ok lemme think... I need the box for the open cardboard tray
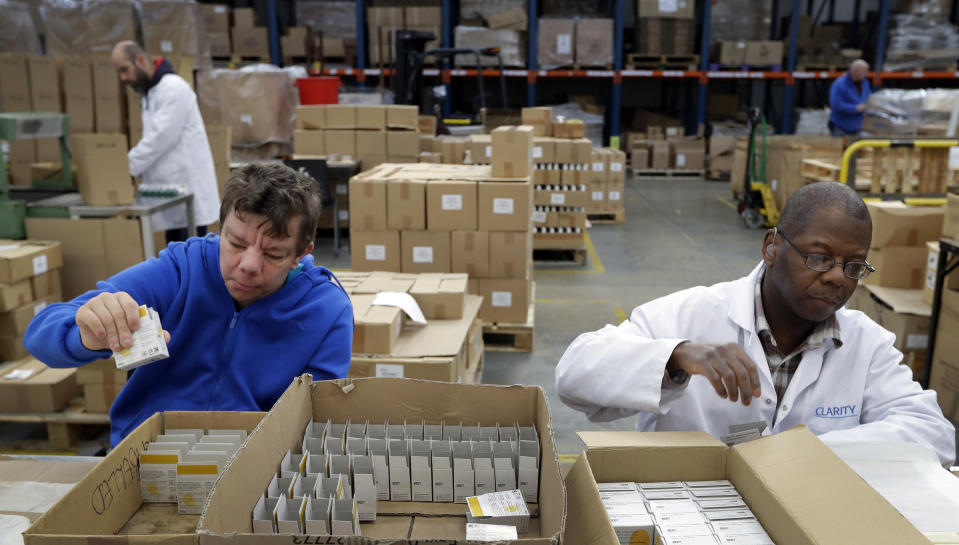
[196,376,565,544]
[564,427,930,545]
[24,411,265,545]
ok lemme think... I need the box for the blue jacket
[829,72,872,133]
[24,235,353,446]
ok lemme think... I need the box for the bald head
[778,181,871,240]
[850,59,869,83]
[111,41,153,94]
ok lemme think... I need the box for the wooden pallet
[483,302,535,353]
[587,211,626,224]
[0,397,110,451]
[632,169,705,178]
[708,63,783,71]
[800,158,841,180]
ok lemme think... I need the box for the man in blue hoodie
[24,163,354,446]
[828,59,872,136]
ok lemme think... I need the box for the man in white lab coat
[556,182,956,466]
[111,41,220,244]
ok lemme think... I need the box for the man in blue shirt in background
[25,163,353,446]
[829,59,872,136]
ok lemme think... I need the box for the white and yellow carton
[465,489,529,533]
[466,522,519,541]
[176,461,220,514]
[139,449,182,503]
[113,305,169,370]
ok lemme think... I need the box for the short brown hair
[220,163,321,255]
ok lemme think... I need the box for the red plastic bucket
[296,77,340,105]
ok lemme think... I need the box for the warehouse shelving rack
[263,0,959,143]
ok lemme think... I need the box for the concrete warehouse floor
[315,175,765,456]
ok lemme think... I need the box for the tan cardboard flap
[578,430,721,450]
[388,295,481,357]
[563,454,619,545]
[728,426,930,545]
[862,284,932,317]
[581,431,727,483]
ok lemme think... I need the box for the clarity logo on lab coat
[814,405,858,418]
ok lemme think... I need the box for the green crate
[0,200,26,239]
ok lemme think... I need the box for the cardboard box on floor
[23,411,265,545]
[929,288,959,422]
[565,427,929,545]
[194,375,565,544]
[25,218,143,300]
[0,357,80,412]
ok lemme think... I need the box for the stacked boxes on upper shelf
[349,126,533,325]
[634,0,695,55]
[232,7,270,57]
[0,240,63,362]
[203,4,232,57]
[367,6,441,66]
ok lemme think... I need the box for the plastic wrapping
[795,108,831,136]
[454,26,526,67]
[139,0,211,68]
[41,0,89,57]
[710,0,770,43]
[0,0,42,54]
[459,0,525,24]
[86,0,139,54]
[551,102,603,147]
[900,0,952,19]
[295,1,356,39]
[197,65,304,147]
[338,86,395,105]
[885,14,959,71]
[863,88,959,136]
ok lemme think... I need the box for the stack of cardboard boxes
[281,26,310,59]
[0,357,81,413]
[929,194,959,422]
[204,4,232,57]
[713,40,784,67]
[294,104,420,167]
[140,0,203,79]
[537,18,614,68]
[231,7,270,58]
[708,134,737,180]
[349,128,534,325]
[76,359,128,413]
[633,0,695,55]
[0,241,63,362]
[367,6,441,65]
[630,129,705,173]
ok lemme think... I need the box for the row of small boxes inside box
[0,241,64,362]
[251,418,540,534]
[632,140,708,171]
[139,428,248,513]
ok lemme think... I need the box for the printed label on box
[485,146,492,158]
[533,147,543,159]
[366,245,386,261]
[737,40,746,48]
[557,34,571,54]
[491,291,512,307]
[609,191,621,201]
[33,302,47,316]
[659,0,679,12]
[593,162,604,172]
[532,210,547,223]
[677,153,686,167]
[214,5,226,12]
[493,198,515,215]
[240,114,253,125]
[592,191,604,201]
[442,194,463,210]
[33,255,48,275]
[412,246,434,263]
[550,193,566,205]
[950,147,959,169]
[611,163,623,172]
[907,334,929,350]
[376,364,404,378]
[926,270,937,290]
[161,41,173,53]
[339,210,349,220]
[336,185,348,195]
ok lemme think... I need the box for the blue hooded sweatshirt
[24,235,353,446]
[829,72,872,134]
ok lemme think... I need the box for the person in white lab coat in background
[111,41,220,244]
[556,182,956,466]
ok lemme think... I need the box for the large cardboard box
[27,55,62,112]
[387,179,427,230]
[847,285,930,377]
[865,246,929,290]
[0,240,63,285]
[23,411,264,545]
[575,19,614,67]
[350,230,401,272]
[83,382,123,413]
[713,40,747,65]
[293,130,325,156]
[427,180,478,231]
[60,58,95,133]
[195,375,565,543]
[0,278,33,312]
[537,18,575,68]
[24,218,143,300]
[349,177,387,231]
[401,230,451,274]
[91,57,123,133]
[386,106,419,131]
[489,231,532,279]
[405,6,441,26]
[31,270,63,300]
[71,134,135,206]
[744,41,784,66]
[326,129,357,156]
[929,288,959,422]
[387,130,420,158]
[295,105,326,130]
[0,53,31,112]
[923,241,959,305]
[521,107,552,137]
[352,294,404,355]
[0,292,62,337]
[0,357,80,412]
[203,4,231,33]
[233,7,256,27]
[451,231,490,277]
[670,140,706,170]
[76,358,128,386]
[209,33,233,57]
[479,277,531,324]
[492,126,534,178]
[487,7,528,31]
[867,202,944,248]
[943,193,959,239]
[231,27,270,56]
[637,0,694,18]
[478,180,533,232]
[650,141,670,169]
[565,428,930,545]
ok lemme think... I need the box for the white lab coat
[556,263,957,466]
[129,73,220,232]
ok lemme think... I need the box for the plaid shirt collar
[755,268,843,359]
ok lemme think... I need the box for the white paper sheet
[372,292,427,325]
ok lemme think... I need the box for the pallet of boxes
[336,271,484,384]
[630,125,706,178]
[349,129,534,352]
[846,201,946,383]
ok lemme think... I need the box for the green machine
[0,112,73,238]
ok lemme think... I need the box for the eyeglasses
[775,228,875,280]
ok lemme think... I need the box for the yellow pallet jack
[737,108,780,228]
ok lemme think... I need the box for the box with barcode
[113,305,169,371]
